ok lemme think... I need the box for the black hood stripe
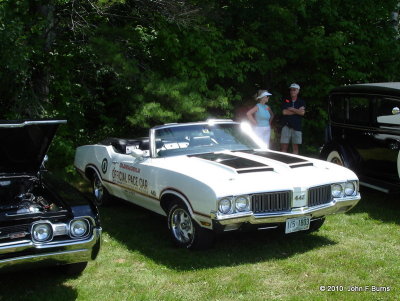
[235,150,313,168]
[189,153,274,173]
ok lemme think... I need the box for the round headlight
[235,196,249,212]
[32,223,53,242]
[345,182,355,196]
[218,198,232,214]
[331,184,343,198]
[70,219,89,238]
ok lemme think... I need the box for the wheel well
[160,193,186,214]
[85,167,98,182]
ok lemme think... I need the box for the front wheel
[167,203,214,250]
[91,173,111,206]
[326,150,344,166]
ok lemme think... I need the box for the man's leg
[292,144,299,154]
[280,126,290,152]
[292,130,302,154]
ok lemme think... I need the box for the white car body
[74,120,361,248]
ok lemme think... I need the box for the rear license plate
[285,216,311,233]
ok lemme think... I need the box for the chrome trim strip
[359,181,390,193]
[0,120,67,128]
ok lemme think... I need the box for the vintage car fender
[320,141,359,169]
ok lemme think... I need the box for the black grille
[308,185,332,207]
[0,224,30,240]
[251,191,291,213]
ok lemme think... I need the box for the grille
[251,191,291,213]
[0,224,30,240]
[308,185,332,207]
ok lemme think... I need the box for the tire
[326,150,344,166]
[167,202,215,250]
[306,218,325,233]
[92,173,111,206]
[60,262,88,276]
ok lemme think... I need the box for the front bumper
[0,227,101,270]
[211,195,360,227]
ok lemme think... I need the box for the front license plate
[285,216,311,234]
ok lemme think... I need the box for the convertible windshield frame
[149,121,262,158]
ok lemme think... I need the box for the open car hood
[0,120,66,175]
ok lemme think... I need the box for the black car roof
[331,82,400,96]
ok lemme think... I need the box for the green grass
[0,188,399,301]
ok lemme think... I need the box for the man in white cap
[280,83,305,154]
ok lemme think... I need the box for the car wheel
[167,202,214,250]
[327,150,344,166]
[306,218,325,233]
[92,173,111,206]
[60,262,88,276]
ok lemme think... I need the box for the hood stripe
[235,150,313,168]
[189,153,274,173]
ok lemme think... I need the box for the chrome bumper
[211,195,361,226]
[0,227,101,270]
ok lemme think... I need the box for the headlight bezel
[235,195,250,212]
[31,222,53,243]
[218,195,251,215]
[331,181,358,198]
[69,218,90,238]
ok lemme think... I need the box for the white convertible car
[74,120,361,249]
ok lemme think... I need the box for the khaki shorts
[280,125,302,144]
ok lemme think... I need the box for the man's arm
[287,106,305,116]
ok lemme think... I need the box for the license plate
[285,216,311,233]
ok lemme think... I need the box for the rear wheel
[92,173,111,206]
[167,202,214,250]
[327,150,344,166]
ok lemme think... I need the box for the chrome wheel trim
[93,176,104,203]
[327,150,344,166]
[170,208,194,244]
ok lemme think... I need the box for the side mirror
[41,155,49,169]
[130,149,144,158]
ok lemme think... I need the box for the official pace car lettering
[189,153,274,173]
[236,150,313,168]
[112,168,148,191]
[119,163,140,173]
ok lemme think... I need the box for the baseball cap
[289,83,300,89]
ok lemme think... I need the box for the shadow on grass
[347,187,400,225]
[0,266,77,301]
[100,200,336,271]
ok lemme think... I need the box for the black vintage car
[321,82,400,193]
[0,120,101,274]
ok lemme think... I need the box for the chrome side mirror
[392,107,400,115]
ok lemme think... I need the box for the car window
[329,95,346,123]
[375,98,400,125]
[347,96,370,125]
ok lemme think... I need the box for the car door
[341,94,374,177]
[368,96,400,183]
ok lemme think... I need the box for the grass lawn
[0,187,399,301]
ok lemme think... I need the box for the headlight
[235,195,250,212]
[70,219,89,238]
[331,184,343,198]
[344,182,356,196]
[218,198,232,214]
[32,223,53,242]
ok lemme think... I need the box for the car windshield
[154,123,261,157]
